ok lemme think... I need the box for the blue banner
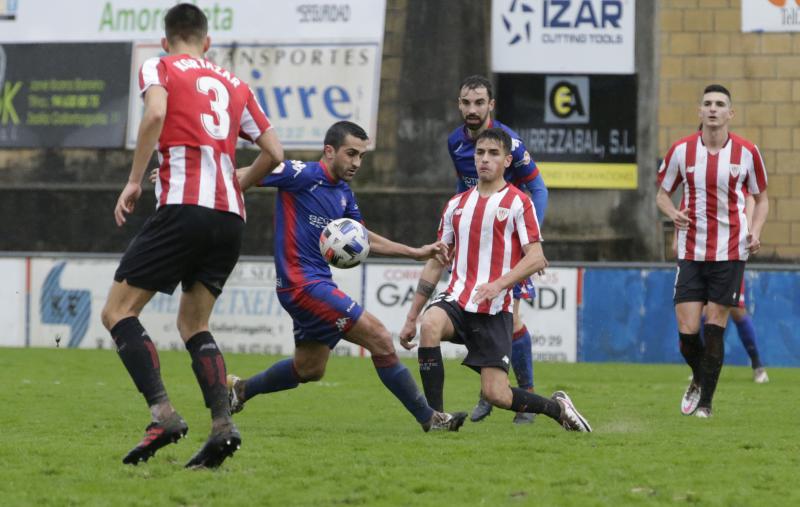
[580,268,800,367]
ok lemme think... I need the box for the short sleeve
[239,87,272,142]
[139,57,166,98]
[514,194,541,246]
[260,160,310,191]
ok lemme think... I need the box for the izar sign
[491,0,635,74]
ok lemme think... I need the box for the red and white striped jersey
[658,131,767,261]
[438,185,541,314]
[139,54,272,219]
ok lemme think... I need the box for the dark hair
[164,3,208,44]
[460,75,493,100]
[703,83,732,103]
[475,128,512,155]
[324,121,369,150]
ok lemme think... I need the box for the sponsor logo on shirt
[291,160,306,177]
[308,214,332,229]
[336,317,350,331]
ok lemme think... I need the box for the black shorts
[673,259,746,307]
[114,205,244,297]
[429,293,514,373]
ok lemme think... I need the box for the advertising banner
[0,1,386,43]
[28,257,364,357]
[127,41,381,150]
[491,0,636,74]
[0,258,26,347]
[520,268,578,363]
[742,0,800,32]
[363,263,578,362]
[0,43,130,148]
[496,74,637,189]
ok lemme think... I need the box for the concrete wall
[658,0,800,260]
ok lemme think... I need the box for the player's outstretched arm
[367,231,449,263]
[115,86,167,227]
[472,242,548,305]
[399,257,446,350]
[238,129,284,191]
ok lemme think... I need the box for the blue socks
[373,353,434,424]
[244,358,300,400]
[511,326,534,390]
[734,314,762,369]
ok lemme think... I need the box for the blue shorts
[513,277,537,300]
[277,280,364,349]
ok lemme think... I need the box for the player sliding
[227,121,468,432]
[400,128,591,432]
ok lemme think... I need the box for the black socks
[111,317,168,406]
[185,331,230,420]
[418,346,444,412]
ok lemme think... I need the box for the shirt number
[196,76,230,140]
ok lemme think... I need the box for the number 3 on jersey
[196,76,230,140]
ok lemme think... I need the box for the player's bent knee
[362,332,396,356]
[296,365,326,382]
[101,303,130,332]
[419,320,444,348]
[483,385,512,409]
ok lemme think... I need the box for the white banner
[742,0,800,32]
[0,258,26,347]
[491,0,635,74]
[27,257,363,356]
[519,268,578,363]
[127,41,381,150]
[0,1,386,42]
[364,263,578,363]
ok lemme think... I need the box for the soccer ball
[319,218,370,269]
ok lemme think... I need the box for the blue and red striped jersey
[447,119,539,193]
[260,160,363,290]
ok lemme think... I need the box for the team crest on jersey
[496,207,510,221]
[729,164,741,177]
[522,150,531,166]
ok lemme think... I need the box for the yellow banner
[537,163,638,189]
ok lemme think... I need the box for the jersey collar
[319,160,338,184]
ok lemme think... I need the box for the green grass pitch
[1,348,798,506]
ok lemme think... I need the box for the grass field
[1,348,798,506]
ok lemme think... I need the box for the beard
[464,113,487,131]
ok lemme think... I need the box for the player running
[658,84,769,418]
[227,121,468,433]
[101,4,283,468]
